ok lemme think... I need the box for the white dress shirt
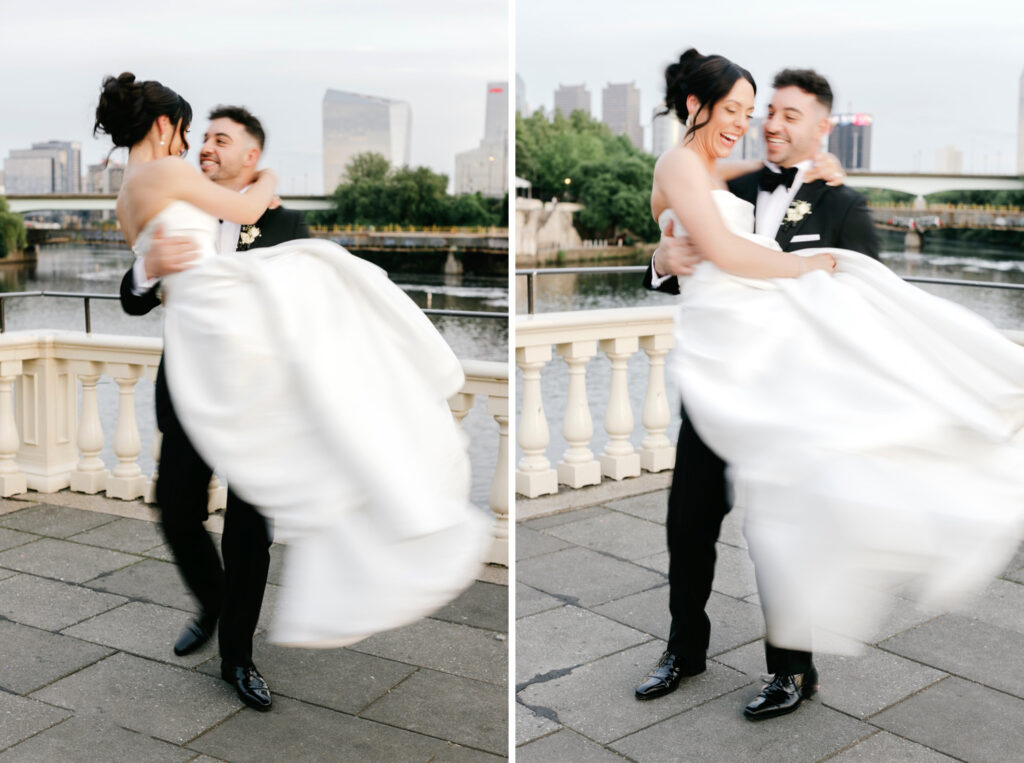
[754,158,813,238]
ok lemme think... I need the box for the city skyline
[517,0,1024,175]
[0,0,506,195]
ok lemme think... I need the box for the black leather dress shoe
[743,666,818,720]
[222,664,272,711]
[173,618,215,656]
[635,650,706,700]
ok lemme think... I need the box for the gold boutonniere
[239,224,261,248]
[782,200,812,229]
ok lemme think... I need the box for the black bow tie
[759,166,799,193]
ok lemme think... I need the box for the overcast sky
[0,0,507,194]
[517,0,1024,174]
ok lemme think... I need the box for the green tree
[517,110,659,241]
[327,152,503,228]
[0,197,27,258]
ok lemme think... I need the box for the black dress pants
[154,367,270,669]
[666,403,812,675]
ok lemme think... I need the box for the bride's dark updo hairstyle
[93,72,193,155]
[664,49,756,141]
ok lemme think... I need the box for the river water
[4,245,509,507]
[515,233,1024,472]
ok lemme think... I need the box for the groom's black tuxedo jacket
[119,206,311,429]
[642,170,880,295]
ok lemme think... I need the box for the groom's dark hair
[772,69,833,112]
[208,105,266,149]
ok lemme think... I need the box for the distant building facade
[828,113,872,171]
[456,81,509,198]
[484,81,508,142]
[516,73,528,116]
[736,117,765,161]
[650,105,682,156]
[602,82,643,150]
[3,140,82,194]
[85,161,125,193]
[322,89,411,193]
[935,145,963,174]
[554,84,591,118]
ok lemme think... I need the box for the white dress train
[134,201,492,647]
[667,190,1024,654]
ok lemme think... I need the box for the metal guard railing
[0,291,507,333]
[515,266,1024,315]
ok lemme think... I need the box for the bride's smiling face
[686,78,755,160]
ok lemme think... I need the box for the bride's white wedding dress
[134,201,492,647]
[666,190,1024,653]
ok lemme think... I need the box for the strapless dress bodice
[133,200,219,263]
[658,189,780,251]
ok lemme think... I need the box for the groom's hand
[653,219,703,277]
[143,226,200,280]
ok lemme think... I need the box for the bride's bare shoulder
[654,145,705,176]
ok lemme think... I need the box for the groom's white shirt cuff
[649,252,674,287]
[131,257,157,296]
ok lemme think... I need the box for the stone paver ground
[516,489,1024,762]
[0,493,508,762]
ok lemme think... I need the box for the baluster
[105,363,148,500]
[208,475,227,511]
[486,394,509,566]
[599,337,641,480]
[639,334,676,472]
[448,392,475,428]
[69,361,108,493]
[555,340,600,487]
[146,430,161,504]
[515,345,557,497]
[0,360,27,496]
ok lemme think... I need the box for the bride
[94,73,492,650]
[653,50,1024,674]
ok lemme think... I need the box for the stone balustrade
[0,331,509,566]
[516,306,677,498]
[517,310,1024,501]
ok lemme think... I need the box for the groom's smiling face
[200,117,261,187]
[763,86,831,167]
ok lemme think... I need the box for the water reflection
[10,246,508,507]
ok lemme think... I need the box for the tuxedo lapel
[775,180,828,250]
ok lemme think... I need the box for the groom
[637,69,879,719]
[119,105,310,711]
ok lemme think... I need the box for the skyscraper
[516,73,528,117]
[484,81,508,142]
[650,105,682,156]
[456,81,508,198]
[322,90,411,193]
[554,84,591,118]
[3,140,81,194]
[602,82,643,150]
[737,118,765,161]
[828,114,872,171]
[935,145,963,174]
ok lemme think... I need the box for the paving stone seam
[0,572,135,628]
[0,507,122,536]
[343,644,509,689]
[15,645,120,698]
[0,703,73,755]
[354,668,510,757]
[872,641,1024,700]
